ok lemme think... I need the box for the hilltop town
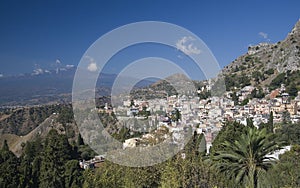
[96,80,300,156]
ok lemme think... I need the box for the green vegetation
[0,104,69,136]
[82,132,230,188]
[224,73,251,91]
[171,109,181,122]
[269,72,286,90]
[0,140,20,187]
[286,82,298,97]
[0,129,86,188]
[269,70,300,96]
[245,55,253,62]
[250,87,265,99]
[138,106,151,118]
[240,98,249,106]
[1,116,300,187]
[276,122,300,145]
[259,111,274,133]
[264,68,274,75]
[197,87,211,99]
[230,91,239,105]
[212,127,283,188]
[210,121,247,155]
[57,105,74,125]
[252,70,265,83]
[267,145,300,187]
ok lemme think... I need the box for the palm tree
[212,127,284,188]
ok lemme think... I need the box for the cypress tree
[268,111,274,133]
[77,133,84,146]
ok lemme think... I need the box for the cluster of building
[79,84,300,169]
[108,83,300,154]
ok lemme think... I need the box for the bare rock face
[247,43,274,55]
[221,19,300,87]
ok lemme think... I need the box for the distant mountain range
[1,19,300,106]
[0,66,156,106]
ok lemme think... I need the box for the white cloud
[32,68,44,75]
[0,74,3,78]
[85,56,98,72]
[259,32,268,39]
[176,36,201,55]
[66,64,75,69]
[88,62,97,72]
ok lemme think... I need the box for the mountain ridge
[0,67,155,106]
[220,19,300,89]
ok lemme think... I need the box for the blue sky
[0,0,300,77]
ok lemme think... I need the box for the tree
[57,106,74,125]
[175,109,181,122]
[1,140,10,152]
[240,98,249,106]
[250,87,265,99]
[265,68,274,75]
[239,74,251,87]
[163,132,228,187]
[124,165,161,188]
[171,109,181,122]
[77,133,84,146]
[39,129,72,188]
[31,156,42,188]
[199,134,207,153]
[225,75,236,91]
[160,153,211,187]
[268,111,274,133]
[252,71,262,83]
[286,82,298,97]
[231,92,239,105]
[0,140,20,188]
[83,161,125,187]
[210,121,247,155]
[19,142,36,188]
[64,160,83,188]
[276,122,300,145]
[184,131,204,157]
[269,73,285,90]
[130,99,135,107]
[160,159,181,188]
[282,110,291,124]
[212,127,284,188]
[246,118,255,128]
[266,145,300,187]
[259,112,274,133]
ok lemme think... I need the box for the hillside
[221,19,300,90]
[0,105,80,156]
[0,104,70,136]
[0,115,63,156]
[130,73,204,99]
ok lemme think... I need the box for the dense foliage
[269,70,300,96]
[1,120,300,187]
[0,130,86,188]
[212,127,283,188]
